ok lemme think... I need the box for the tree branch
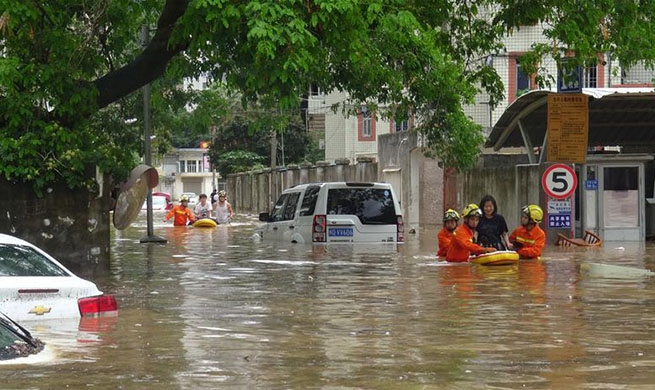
[92,0,190,109]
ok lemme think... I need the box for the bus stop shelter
[486,88,655,241]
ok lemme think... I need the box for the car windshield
[327,188,396,224]
[0,316,44,360]
[0,244,68,277]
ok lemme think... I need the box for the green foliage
[3,0,655,191]
[214,150,266,175]
[206,94,316,173]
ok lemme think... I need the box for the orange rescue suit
[446,224,487,262]
[509,225,546,258]
[437,228,455,257]
[165,205,195,226]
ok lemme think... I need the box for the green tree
[2,0,655,190]
[206,94,317,173]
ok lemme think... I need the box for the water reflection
[2,217,655,389]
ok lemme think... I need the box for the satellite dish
[113,165,159,230]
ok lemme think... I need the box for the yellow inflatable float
[469,250,519,266]
[192,218,217,228]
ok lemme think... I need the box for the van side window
[283,193,301,221]
[299,186,320,216]
[270,194,288,222]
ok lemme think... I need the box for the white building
[156,148,221,200]
[321,23,654,161]
[309,90,413,162]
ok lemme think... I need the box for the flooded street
[5,215,655,389]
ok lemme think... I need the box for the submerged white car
[255,182,404,244]
[0,234,117,322]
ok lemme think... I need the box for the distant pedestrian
[164,195,195,226]
[446,204,494,262]
[210,189,217,207]
[437,209,459,258]
[477,194,511,250]
[509,205,546,259]
[194,194,213,219]
[215,190,234,224]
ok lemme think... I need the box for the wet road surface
[4,215,655,389]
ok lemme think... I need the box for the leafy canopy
[206,91,321,174]
[1,0,655,190]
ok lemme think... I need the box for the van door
[279,192,301,242]
[267,194,289,241]
[297,185,321,243]
[325,187,398,243]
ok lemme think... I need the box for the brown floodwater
[4,215,655,389]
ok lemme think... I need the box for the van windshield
[327,188,396,224]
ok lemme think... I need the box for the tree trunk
[92,0,190,110]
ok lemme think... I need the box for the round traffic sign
[541,164,577,199]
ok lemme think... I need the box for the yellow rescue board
[192,218,217,228]
[469,250,519,266]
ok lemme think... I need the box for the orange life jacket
[165,205,195,226]
[437,227,455,257]
[446,224,486,262]
[509,225,546,259]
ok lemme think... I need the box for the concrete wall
[227,160,378,214]
[0,173,111,278]
[378,132,443,229]
[457,163,541,232]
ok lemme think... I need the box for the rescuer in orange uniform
[164,195,195,226]
[509,205,546,259]
[437,209,460,257]
[446,204,494,262]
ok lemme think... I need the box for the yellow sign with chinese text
[547,94,589,163]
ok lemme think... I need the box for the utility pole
[270,129,277,168]
[140,24,167,244]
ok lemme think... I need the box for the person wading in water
[214,190,234,224]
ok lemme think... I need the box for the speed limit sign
[542,164,577,199]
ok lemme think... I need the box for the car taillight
[313,214,327,242]
[397,215,404,243]
[78,295,118,317]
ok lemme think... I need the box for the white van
[255,182,404,244]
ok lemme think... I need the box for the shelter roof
[486,88,655,150]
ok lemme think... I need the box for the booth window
[604,167,638,191]
[603,167,639,227]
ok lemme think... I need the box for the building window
[309,84,321,96]
[583,65,597,88]
[179,160,186,173]
[362,108,372,137]
[187,160,198,173]
[516,59,531,96]
[395,119,410,132]
[358,107,376,141]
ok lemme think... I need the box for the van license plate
[329,228,354,237]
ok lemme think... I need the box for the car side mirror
[259,212,270,222]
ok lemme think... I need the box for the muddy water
[4,215,655,389]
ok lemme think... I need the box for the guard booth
[487,88,655,242]
[577,155,652,241]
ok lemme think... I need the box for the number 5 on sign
[542,164,577,199]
